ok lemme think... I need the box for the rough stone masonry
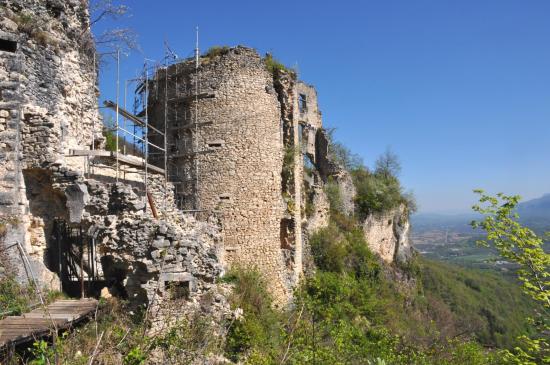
[0,0,411,309]
[147,47,412,304]
[0,0,225,311]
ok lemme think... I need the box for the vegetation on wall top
[203,45,231,59]
[263,54,297,78]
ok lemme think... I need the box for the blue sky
[94,0,550,213]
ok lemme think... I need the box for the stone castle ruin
[0,0,411,308]
[146,47,336,301]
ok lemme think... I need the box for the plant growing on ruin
[81,0,139,63]
[352,167,406,218]
[0,215,20,239]
[325,128,364,171]
[0,277,33,318]
[264,54,296,77]
[203,46,231,59]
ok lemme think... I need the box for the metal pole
[92,52,96,152]
[80,235,84,299]
[144,64,149,213]
[194,26,200,210]
[57,223,62,293]
[164,62,169,210]
[115,49,120,182]
[16,242,45,306]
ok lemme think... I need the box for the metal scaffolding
[146,30,212,211]
[71,30,209,215]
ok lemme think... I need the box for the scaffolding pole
[194,26,200,210]
[115,49,120,182]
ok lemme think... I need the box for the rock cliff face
[362,204,412,264]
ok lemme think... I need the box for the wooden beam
[66,150,166,175]
[168,121,213,130]
[103,100,165,136]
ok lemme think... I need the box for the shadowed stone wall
[0,0,101,285]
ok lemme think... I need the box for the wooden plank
[0,298,98,348]
[67,149,111,157]
[23,314,77,320]
[65,150,165,175]
[168,121,213,130]
[103,100,165,136]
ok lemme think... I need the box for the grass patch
[224,268,283,363]
[264,54,296,77]
[203,45,230,59]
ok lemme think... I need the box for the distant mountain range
[411,194,550,268]
[517,193,550,219]
[412,193,550,238]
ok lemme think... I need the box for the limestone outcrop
[362,204,412,264]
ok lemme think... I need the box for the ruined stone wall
[0,1,224,311]
[0,0,102,285]
[0,0,101,175]
[79,167,224,308]
[149,48,313,302]
[146,47,360,303]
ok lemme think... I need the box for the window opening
[0,39,17,53]
[298,94,307,113]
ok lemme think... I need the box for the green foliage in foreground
[0,277,33,318]
[0,277,65,320]
[222,219,504,364]
[472,191,550,364]
[419,258,538,349]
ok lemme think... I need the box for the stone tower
[148,47,329,302]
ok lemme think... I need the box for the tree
[326,128,364,171]
[79,0,139,63]
[471,190,549,364]
[374,148,401,178]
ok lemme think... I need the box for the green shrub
[324,177,343,213]
[0,277,32,318]
[352,167,407,218]
[310,223,380,279]
[203,46,230,59]
[264,54,296,77]
[225,268,283,362]
[103,125,118,152]
[282,146,296,182]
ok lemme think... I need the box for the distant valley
[411,193,550,270]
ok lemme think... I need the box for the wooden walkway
[0,298,98,349]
